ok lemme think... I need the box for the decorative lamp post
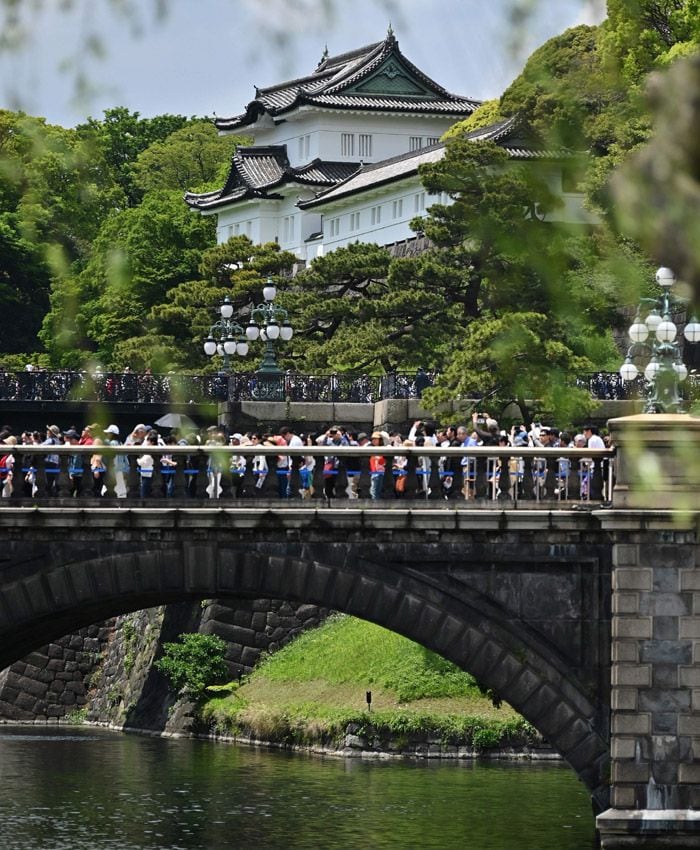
[203,296,249,373]
[619,267,699,413]
[244,277,294,375]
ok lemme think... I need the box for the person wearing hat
[228,433,247,499]
[105,425,129,499]
[369,432,386,500]
[42,425,62,497]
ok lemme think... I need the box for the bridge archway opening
[0,543,610,809]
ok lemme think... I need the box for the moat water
[0,726,596,849]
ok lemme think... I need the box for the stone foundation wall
[0,623,114,721]
[201,599,331,678]
[608,529,700,810]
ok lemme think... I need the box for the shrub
[155,632,229,701]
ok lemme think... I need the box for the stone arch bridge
[0,505,613,810]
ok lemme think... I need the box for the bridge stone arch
[0,522,611,810]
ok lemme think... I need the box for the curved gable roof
[184,146,360,212]
[215,32,479,132]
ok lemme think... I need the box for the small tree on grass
[155,632,229,701]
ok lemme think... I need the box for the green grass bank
[201,614,543,755]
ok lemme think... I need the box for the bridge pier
[598,415,700,848]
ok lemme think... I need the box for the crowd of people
[0,414,612,503]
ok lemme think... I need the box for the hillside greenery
[201,614,536,751]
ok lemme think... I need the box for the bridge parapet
[0,444,613,507]
[598,414,700,847]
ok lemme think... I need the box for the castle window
[414,192,425,213]
[298,134,311,159]
[427,137,440,146]
[392,199,403,219]
[341,133,355,157]
[283,215,295,242]
[328,217,341,237]
[349,212,361,231]
[409,136,423,152]
[358,134,373,158]
[370,205,382,226]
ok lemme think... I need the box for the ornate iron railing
[1,369,697,404]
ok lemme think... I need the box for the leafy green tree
[77,107,192,205]
[411,136,624,424]
[442,99,505,141]
[130,121,247,194]
[600,0,700,82]
[39,189,216,367]
[500,24,624,156]
[0,213,52,353]
[155,633,229,702]
[0,109,124,263]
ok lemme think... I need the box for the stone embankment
[0,598,329,732]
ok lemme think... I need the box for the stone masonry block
[612,761,651,784]
[679,764,700,784]
[613,593,639,615]
[651,664,680,689]
[611,737,638,759]
[639,688,691,713]
[681,617,700,639]
[612,663,651,687]
[681,667,700,688]
[611,786,636,808]
[679,715,700,736]
[612,640,639,663]
[640,640,691,665]
[639,545,695,570]
[612,712,651,735]
[640,592,692,616]
[613,545,639,567]
[612,617,653,639]
[613,568,652,591]
[653,568,680,593]
[653,616,679,640]
[652,713,678,735]
[681,570,700,592]
[694,593,700,615]
[612,688,638,711]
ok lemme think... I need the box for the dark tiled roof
[214,33,478,132]
[304,94,477,114]
[297,143,445,209]
[184,147,360,211]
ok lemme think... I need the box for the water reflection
[0,727,595,849]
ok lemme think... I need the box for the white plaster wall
[248,109,458,166]
[317,175,440,252]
